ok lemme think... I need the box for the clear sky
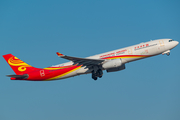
[0,0,180,120]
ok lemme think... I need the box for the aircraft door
[159,40,164,46]
[158,40,166,52]
[40,70,45,77]
[128,48,133,55]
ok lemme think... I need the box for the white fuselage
[53,39,179,79]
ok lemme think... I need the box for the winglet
[56,52,65,57]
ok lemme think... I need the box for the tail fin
[3,54,39,75]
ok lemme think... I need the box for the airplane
[3,38,179,81]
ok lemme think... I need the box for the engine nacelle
[102,59,122,69]
[106,64,125,72]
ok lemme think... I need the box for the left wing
[56,52,105,67]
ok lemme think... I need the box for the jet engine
[106,64,125,72]
[102,59,125,72]
[102,59,122,69]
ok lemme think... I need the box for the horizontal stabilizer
[6,74,28,79]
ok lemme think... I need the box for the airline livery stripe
[102,55,152,59]
[45,66,82,80]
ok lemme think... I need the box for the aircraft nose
[174,41,179,47]
[177,41,179,45]
[175,41,179,46]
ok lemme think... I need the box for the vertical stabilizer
[3,54,39,75]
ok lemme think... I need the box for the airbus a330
[3,39,178,81]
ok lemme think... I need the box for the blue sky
[0,0,180,120]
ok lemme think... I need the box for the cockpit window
[169,39,173,42]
